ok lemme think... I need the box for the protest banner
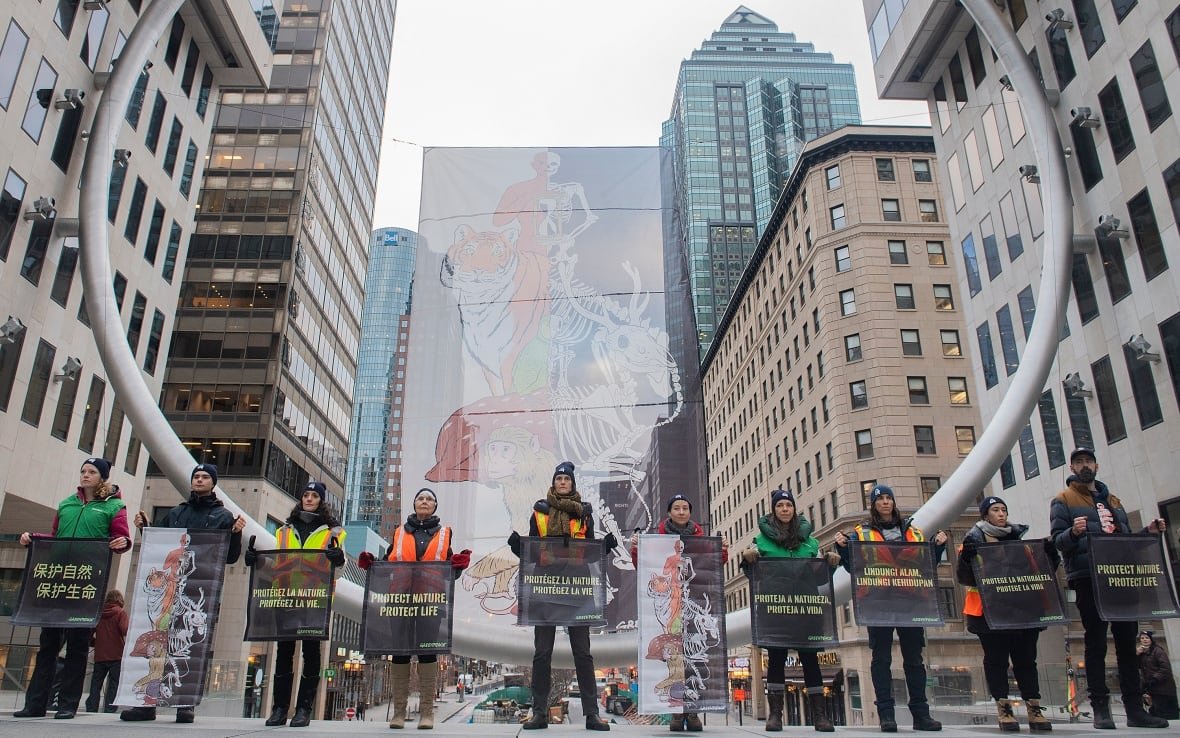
[517,537,607,628]
[11,537,112,627]
[361,560,454,655]
[1089,534,1180,621]
[245,549,335,641]
[750,557,837,648]
[850,541,942,628]
[970,539,1066,629]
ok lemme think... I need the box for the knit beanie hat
[191,463,218,485]
[552,461,576,487]
[978,495,1006,518]
[771,488,794,507]
[81,457,112,480]
[870,484,894,503]
[667,493,692,512]
[305,481,327,501]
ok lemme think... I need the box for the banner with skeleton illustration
[404,147,706,644]
[245,550,335,641]
[115,528,230,708]
[637,535,727,714]
[11,538,113,627]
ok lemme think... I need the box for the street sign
[345,707,356,720]
[323,668,336,678]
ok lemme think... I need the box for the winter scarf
[543,487,584,538]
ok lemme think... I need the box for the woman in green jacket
[741,489,834,733]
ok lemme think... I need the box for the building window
[941,329,962,357]
[834,245,851,272]
[0,21,29,113]
[124,178,147,244]
[1073,0,1106,57]
[1,168,27,261]
[22,58,57,143]
[1130,41,1172,131]
[145,91,166,153]
[914,425,936,455]
[1127,189,1169,281]
[997,305,1019,375]
[1099,78,1136,163]
[956,426,976,455]
[143,201,165,265]
[49,238,79,306]
[961,233,982,296]
[1072,254,1101,324]
[164,15,185,69]
[977,322,999,389]
[1017,286,1036,338]
[79,4,109,70]
[912,159,932,182]
[197,66,213,118]
[839,289,856,316]
[830,204,846,230]
[1019,423,1040,479]
[894,284,915,310]
[1034,390,1066,469]
[882,199,901,221]
[20,339,55,427]
[908,376,929,404]
[964,27,987,86]
[1123,341,1163,429]
[949,54,969,107]
[180,41,199,96]
[845,334,862,362]
[1168,160,1180,231]
[162,221,181,283]
[876,158,895,181]
[999,192,1024,261]
[1091,355,1128,443]
[919,477,941,503]
[50,365,81,441]
[927,241,947,266]
[850,380,868,410]
[76,376,105,453]
[933,284,954,311]
[825,164,841,190]
[980,214,1002,281]
[162,118,183,176]
[107,165,126,224]
[143,310,165,375]
[179,141,198,198]
[1097,233,1132,304]
[888,240,908,264]
[0,327,26,412]
[1160,312,1180,414]
[125,70,149,128]
[127,292,147,354]
[901,329,922,356]
[1065,384,1095,449]
[1070,121,1104,191]
[855,430,874,459]
[919,199,939,222]
[1046,25,1076,89]
[949,377,970,405]
[21,217,54,285]
[104,399,124,464]
[1116,0,1139,22]
[1000,455,1017,488]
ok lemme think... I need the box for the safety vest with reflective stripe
[275,524,345,550]
[960,541,984,617]
[852,523,925,543]
[390,525,451,561]
[534,511,586,539]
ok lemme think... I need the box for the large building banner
[11,538,112,628]
[115,529,230,708]
[636,535,727,715]
[405,147,705,635]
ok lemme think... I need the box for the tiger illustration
[440,224,547,396]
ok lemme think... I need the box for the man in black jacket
[121,463,245,723]
[1050,448,1167,730]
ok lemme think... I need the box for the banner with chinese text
[11,537,112,627]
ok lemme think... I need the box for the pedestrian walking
[86,589,129,713]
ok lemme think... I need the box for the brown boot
[417,661,438,729]
[765,686,784,732]
[669,714,685,731]
[808,689,834,732]
[389,662,411,728]
[1025,700,1051,732]
[996,700,1020,732]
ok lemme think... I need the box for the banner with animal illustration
[517,536,607,627]
[1088,534,1180,621]
[361,560,455,654]
[969,539,1067,630]
[11,537,113,627]
[114,528,230,708]
[849,541,942,628]
[244,549,335,641]
[405,146,707,645]
[749,558,837,649]
[637,534,727,714]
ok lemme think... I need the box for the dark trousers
[766,648,822,689]
[868,626,929,716]
[23,627,90,712]
[274,639,323,709]
[1073,579,1142,702]
[85,660,121,712]
[977,629,1041,700]
[532,625,598,717]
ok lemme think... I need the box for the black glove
[325,536,345,567]
[533,500,551,515]
[244,535,258,567]
[507,531,521,557]
[581,502,593,519]
[960,539,978,558]
[602,532,618,552]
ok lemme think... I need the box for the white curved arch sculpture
[79,0,1070,666]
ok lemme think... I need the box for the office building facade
[661,6,862,353]
[344,226,415,541]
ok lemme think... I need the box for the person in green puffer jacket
[15,458,132,721]
[740,488,837,733]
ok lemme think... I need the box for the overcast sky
[371,0,930,231]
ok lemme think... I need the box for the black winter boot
[879,707,897,733]
[1126,699,1168,728]
[267,672,294,726]
[765,688,784,732]
[1091,698,1115,730]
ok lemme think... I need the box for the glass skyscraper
[661,6,861,353]
[344,227,416,539]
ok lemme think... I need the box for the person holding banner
[740,488,837,733]
[14,457,131,720]
[835,484,946,733]
[1137,632,1179,720]
[957,496,1053,733]
[357,487,470,730]
[1049,447,1169,730]
[246,481,346,728]
[629,493,728,732]
[507,461,616,731]
[121,462,245,723]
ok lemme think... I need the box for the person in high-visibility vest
[957,496,1052,733]
[835,484,946,733]
[246,480,346,728]
[358,487,470,730]
[741,488,839,733]
[507,461,617,731]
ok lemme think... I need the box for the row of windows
[852,424,976,460]
[848,375,971,409]
[824,157,931,190]
[828,198,939,229]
